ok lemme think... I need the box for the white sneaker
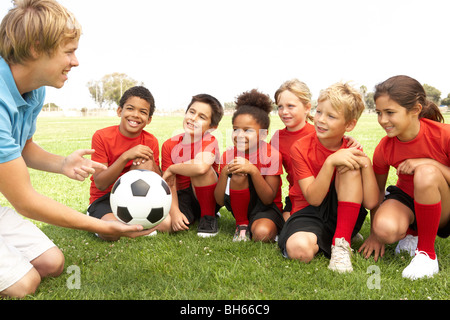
[402,250,439,280]
[328,237,353,273]
[395,234,418,256]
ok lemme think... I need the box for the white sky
[1,0,449,110]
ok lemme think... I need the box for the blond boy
[278,82,379,272]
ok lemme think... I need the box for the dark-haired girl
[359,75,450,280]
[214,89,284,242]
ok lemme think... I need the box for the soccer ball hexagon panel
[110,170,171,229]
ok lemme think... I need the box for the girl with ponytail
[360,75,450,280]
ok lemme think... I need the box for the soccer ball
[110,170,172,229]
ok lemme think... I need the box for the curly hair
[119,86,155,117]
[232,89,274,129]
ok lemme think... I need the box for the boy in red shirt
[88,86,172,240]
[162,94,223,237]
[278,82,379,273]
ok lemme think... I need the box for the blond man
[0,0,145,298]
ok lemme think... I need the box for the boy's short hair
[186,94,224,128]
[0,0,82,65]
[318,82,365,123]
[119,86,156,117]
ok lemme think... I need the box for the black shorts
[283,196,292,213]
[278,183,367,258]
[385,185,450,238]
[177,185,221,225]
[224,175,285,235]
[87,193,112,219]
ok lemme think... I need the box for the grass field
[2,113,449,302]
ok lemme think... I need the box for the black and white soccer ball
[110,170,171,229]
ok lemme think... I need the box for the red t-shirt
[289,132,350,213]
[270,123,315,187]
[373,118,450,198]
[161,133,220,190]
[89,125,160,204]
[219,141,283,211]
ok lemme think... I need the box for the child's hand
[171,208,190,231]
[227,157,255,176]
[124,145,154,165]
[329,148,367,171]
[396,158,433,175]
[344,135,362,149]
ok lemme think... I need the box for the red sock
[230,188,250,226]
[333,201,361,245]
[414,200,441,260]
[194,183,217,217]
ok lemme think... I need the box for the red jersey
[161,133,220,190]
[270,123,315,187]
[89,125,160,204]
[220,141,283,211]
[373,118,450,198]
[289,133,350,213]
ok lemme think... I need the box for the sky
[1,0,449,110]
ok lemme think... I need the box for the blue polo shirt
[0,58,45,164]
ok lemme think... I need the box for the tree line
[86,73,450,111]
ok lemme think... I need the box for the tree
[441,93,450,106]
[87,73,143,108]
[423,84,441,105]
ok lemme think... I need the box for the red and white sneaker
[402,250,439,280]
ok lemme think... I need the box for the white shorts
[0,206,56,292]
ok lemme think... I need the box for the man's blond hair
[318,82,365,123]
[0,0,81,65]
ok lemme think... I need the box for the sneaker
[402,250,439,280]
[233,225,250,242]
[395,234,418,256]
[197,215,218,238]
[351,232,363,243]
[328,237,353,273]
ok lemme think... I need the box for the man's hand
[62,149,107,181]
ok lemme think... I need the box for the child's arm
[162,172,189,231]
[360,156,379,210]
[214,165,230,206]
[163,151,216,178]
[227,157,279,205]
[299,148,367,206]
[397,158,450,184]
[358,172,388,261]
[93,144,155,191]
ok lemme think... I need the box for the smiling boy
[88,86,172,240]
[162,94,223,237]
[278,82,379,272]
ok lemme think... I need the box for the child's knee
[251,219,277,242]
[413,164,443,190]
[285,233,317,263]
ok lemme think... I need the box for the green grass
[1,113,449,301]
